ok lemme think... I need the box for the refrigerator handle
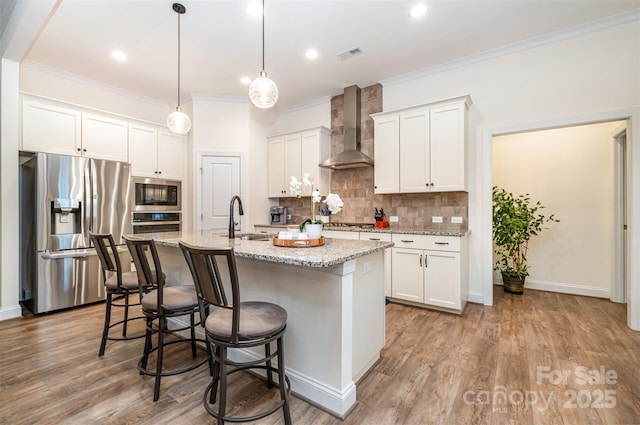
[84,159,93,240]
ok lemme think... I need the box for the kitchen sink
[238,233,271,241]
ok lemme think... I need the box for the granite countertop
[254,223,469,237]
[128,230,393,268]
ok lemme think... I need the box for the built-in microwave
[131,177,181,212]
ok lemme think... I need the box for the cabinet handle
[430,182,434,186]
[77,148,81,152]
[435,242,449,245]
[158,171,162,174]
[400,240,414,243]
[425,256,428,267]
[83,149,87,152]
[419,254,422,267]
[368,238,380,241]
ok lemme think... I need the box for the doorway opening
[491,120,627,302]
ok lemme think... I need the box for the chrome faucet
[228,195,244,238]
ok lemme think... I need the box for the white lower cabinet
[391,233,468,314]
[323,230,361,240]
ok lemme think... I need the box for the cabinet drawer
[391,234,460,251]
[360,232,392,242]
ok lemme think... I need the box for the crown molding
[381,8,640,88]
[279,95,331,115]
[21,59,170,108]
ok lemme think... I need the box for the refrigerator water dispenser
[51,199,81,235]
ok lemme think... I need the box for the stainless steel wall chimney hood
[319,85,374,170]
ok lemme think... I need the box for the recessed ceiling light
[305,49,318,60]
[240,76,252,85]
[246,1,262,17]
[410,4,427,18]
[111,50,127,61]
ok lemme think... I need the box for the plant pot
[502,274,525,294]
[304,223,323,239]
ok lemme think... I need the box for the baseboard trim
[467,292,484,304]
[0,304,22,321]
[493,277,610,299]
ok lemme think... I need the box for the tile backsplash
[278,83,468,233]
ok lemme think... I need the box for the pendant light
[249,0,278,109]
[167,3,191,134]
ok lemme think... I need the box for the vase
[304,223,323,239]
[502,274,525,294]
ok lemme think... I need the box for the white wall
[190,96,279,230]
[493,121,622,297]
[381,17,640,329]
[20,63,169,125]
[276,98,331,134]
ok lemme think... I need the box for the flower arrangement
[290,173,343,228]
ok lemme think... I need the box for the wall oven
[131,177,181,212]
[131,212,182,234]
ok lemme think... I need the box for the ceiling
[23,0,639,110]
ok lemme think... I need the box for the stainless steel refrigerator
[20,152,132,314]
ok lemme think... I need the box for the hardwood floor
[1,287,639,425]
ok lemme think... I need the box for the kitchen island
[133,230,393,418]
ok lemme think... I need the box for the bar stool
[179,241,292,425]
[124,235,212,402]
[91,232,149,356]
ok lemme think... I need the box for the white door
[202,155,241,231]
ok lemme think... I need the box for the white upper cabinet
[21,99,82,156]
[268,127,330,198]
[81,113,128,162]
[429,102,467,192]
[372,95,471,194]
[129,124,186,181]
[21,96,128,162]
[399,108,430,192]
[157,131,187,181]
[372,115,399,194]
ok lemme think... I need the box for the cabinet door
[81,113,128,162]
[283,134,302,197]
[429,103,466,192]
[399,109,430,192]
[158,131,187,181]
[424,250,461,309]
[391,248,424,302]
[129,125,159,178]
[373,116,399,194]
[21,99,81,156]
[268,137,286,197]
[301,130,330,196]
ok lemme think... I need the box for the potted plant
[492,186,559,294]
[290,173,343,239]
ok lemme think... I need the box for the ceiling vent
[337,47,363,60]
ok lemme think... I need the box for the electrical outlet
[432,216,443,223]
[287,214,292,220]
[451,216,463,224]
[389,215,399,223]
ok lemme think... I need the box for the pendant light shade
[249,71,278,109]
[167,107,191,134]
[167,3,191,134]
[249,0,278,109]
